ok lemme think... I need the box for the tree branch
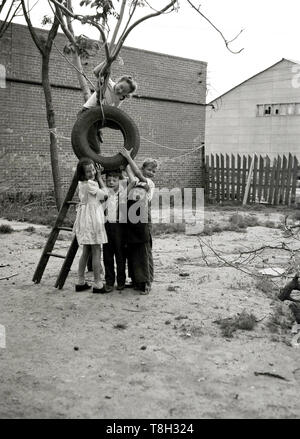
[21,0,45,54]
[50,0,76,45]
[45,12,60,51]
[49,0,111,62]
[114,0,138,49]
[0,0,22,39]
[109,0,127,50]
[186,0,244,55]
[0,0,9,15]
[112,0,177,61]
[50,0,94,100]
[53,40,95,90]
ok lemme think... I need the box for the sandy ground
[1,210,300,419]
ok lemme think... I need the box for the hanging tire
[71,105,140,170]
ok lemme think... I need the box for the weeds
[292,210,300,221]
[264,220,276,228]
[0,224,14,234]
[113,323,128,330]
[255,278,274,298]
[152,222,185,236]
[229,213,260,228]
[25,226,36,233]
[215,310,257,338]
[0,192,75,227]
[266,304,293,334]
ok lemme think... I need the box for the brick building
[0,22,206,194]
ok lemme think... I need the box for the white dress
[73,180,108,245]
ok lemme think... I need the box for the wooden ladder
[32,172,80,289]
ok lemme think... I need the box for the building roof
[208,58,300,105]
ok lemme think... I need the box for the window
[257,103,300,116]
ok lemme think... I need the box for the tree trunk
[42,53,63,210]
[72,51,91,102]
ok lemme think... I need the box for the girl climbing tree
[50,0,243,103]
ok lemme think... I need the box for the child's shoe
[140,283,151,295]
[104,284,114,293]
[75,283,91,292]
[117,284,125,291]
[92,286,107,294]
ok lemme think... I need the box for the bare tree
[50,0,243,97]
[21,0,63,209]
[49,0,96,102]
[0,0,22,39]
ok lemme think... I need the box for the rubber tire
[71,105,140,170]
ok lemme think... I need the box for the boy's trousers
[103,222,126,287]
[127,235,153,285]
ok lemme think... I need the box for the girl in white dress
[73,158,108,294]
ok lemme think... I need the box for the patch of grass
[201,225,213,236]
[25,226,36,233]
[255,278,274,298]
[152,222,185,236]
[0,192,75,227]
[210,224,222,233]
[0,224,14,234]
[224,224,247,233]
[215,310,257,338]
[228,213,247,228]
[266,304,293,334]
[113,323,128,330]
[264,220,276,228]
[292,210,300,221]
[229,213,260,228]
[229,279,249,290]
[201,222,248,235]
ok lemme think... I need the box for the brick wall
[0,22,206,194]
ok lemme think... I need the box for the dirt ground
[1,209,300,419]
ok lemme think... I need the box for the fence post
[243,154,255,205]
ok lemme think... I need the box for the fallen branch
[0,273,18,281]
[254,372,289,381]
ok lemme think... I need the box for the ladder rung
[67,201,79,205]
[46,252,66,259]
[58,226,73,232]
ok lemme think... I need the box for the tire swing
[71,105,140,170]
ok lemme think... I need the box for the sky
[2,0,300,101]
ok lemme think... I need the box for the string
[140,136,200,151]
[2,128,204,162]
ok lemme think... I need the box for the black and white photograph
[0,0,300,422]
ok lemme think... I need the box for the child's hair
[77,157,95,181]
[116,75,137,95]
[105,169,123,179]
[142,158,159,170]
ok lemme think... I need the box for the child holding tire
[73,158,108,294]
[78,61,137,271]
[81,61,137,152]
[120,147,158,295]
[102,168,137,293]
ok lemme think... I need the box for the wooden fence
[205,153,299,205]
